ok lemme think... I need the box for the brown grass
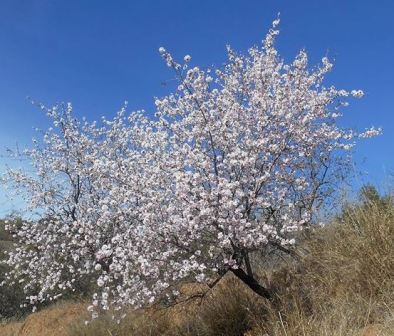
[250,197,394,336]
[0,301,87,336]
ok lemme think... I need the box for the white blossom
[0,18,379,318]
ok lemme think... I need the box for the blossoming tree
[1,19,380,316]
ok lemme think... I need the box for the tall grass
[253,192,394,335]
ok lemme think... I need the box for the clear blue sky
[0,0,393,215]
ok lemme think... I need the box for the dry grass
[250,196,394,336]
[0,301,87,336]
[68,277,268,336]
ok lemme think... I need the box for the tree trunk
[230,267,272,300]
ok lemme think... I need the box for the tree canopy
[0,18,380,318]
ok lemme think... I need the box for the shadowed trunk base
[230,268,272,300]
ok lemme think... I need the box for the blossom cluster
[0,19,379,318]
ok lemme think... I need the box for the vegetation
[67,187,394,335]
[1,186,391,336]
[0,218,32,320]
[0,15,389,336]
[0,18,379,317]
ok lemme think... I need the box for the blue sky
[0,0,393,215]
